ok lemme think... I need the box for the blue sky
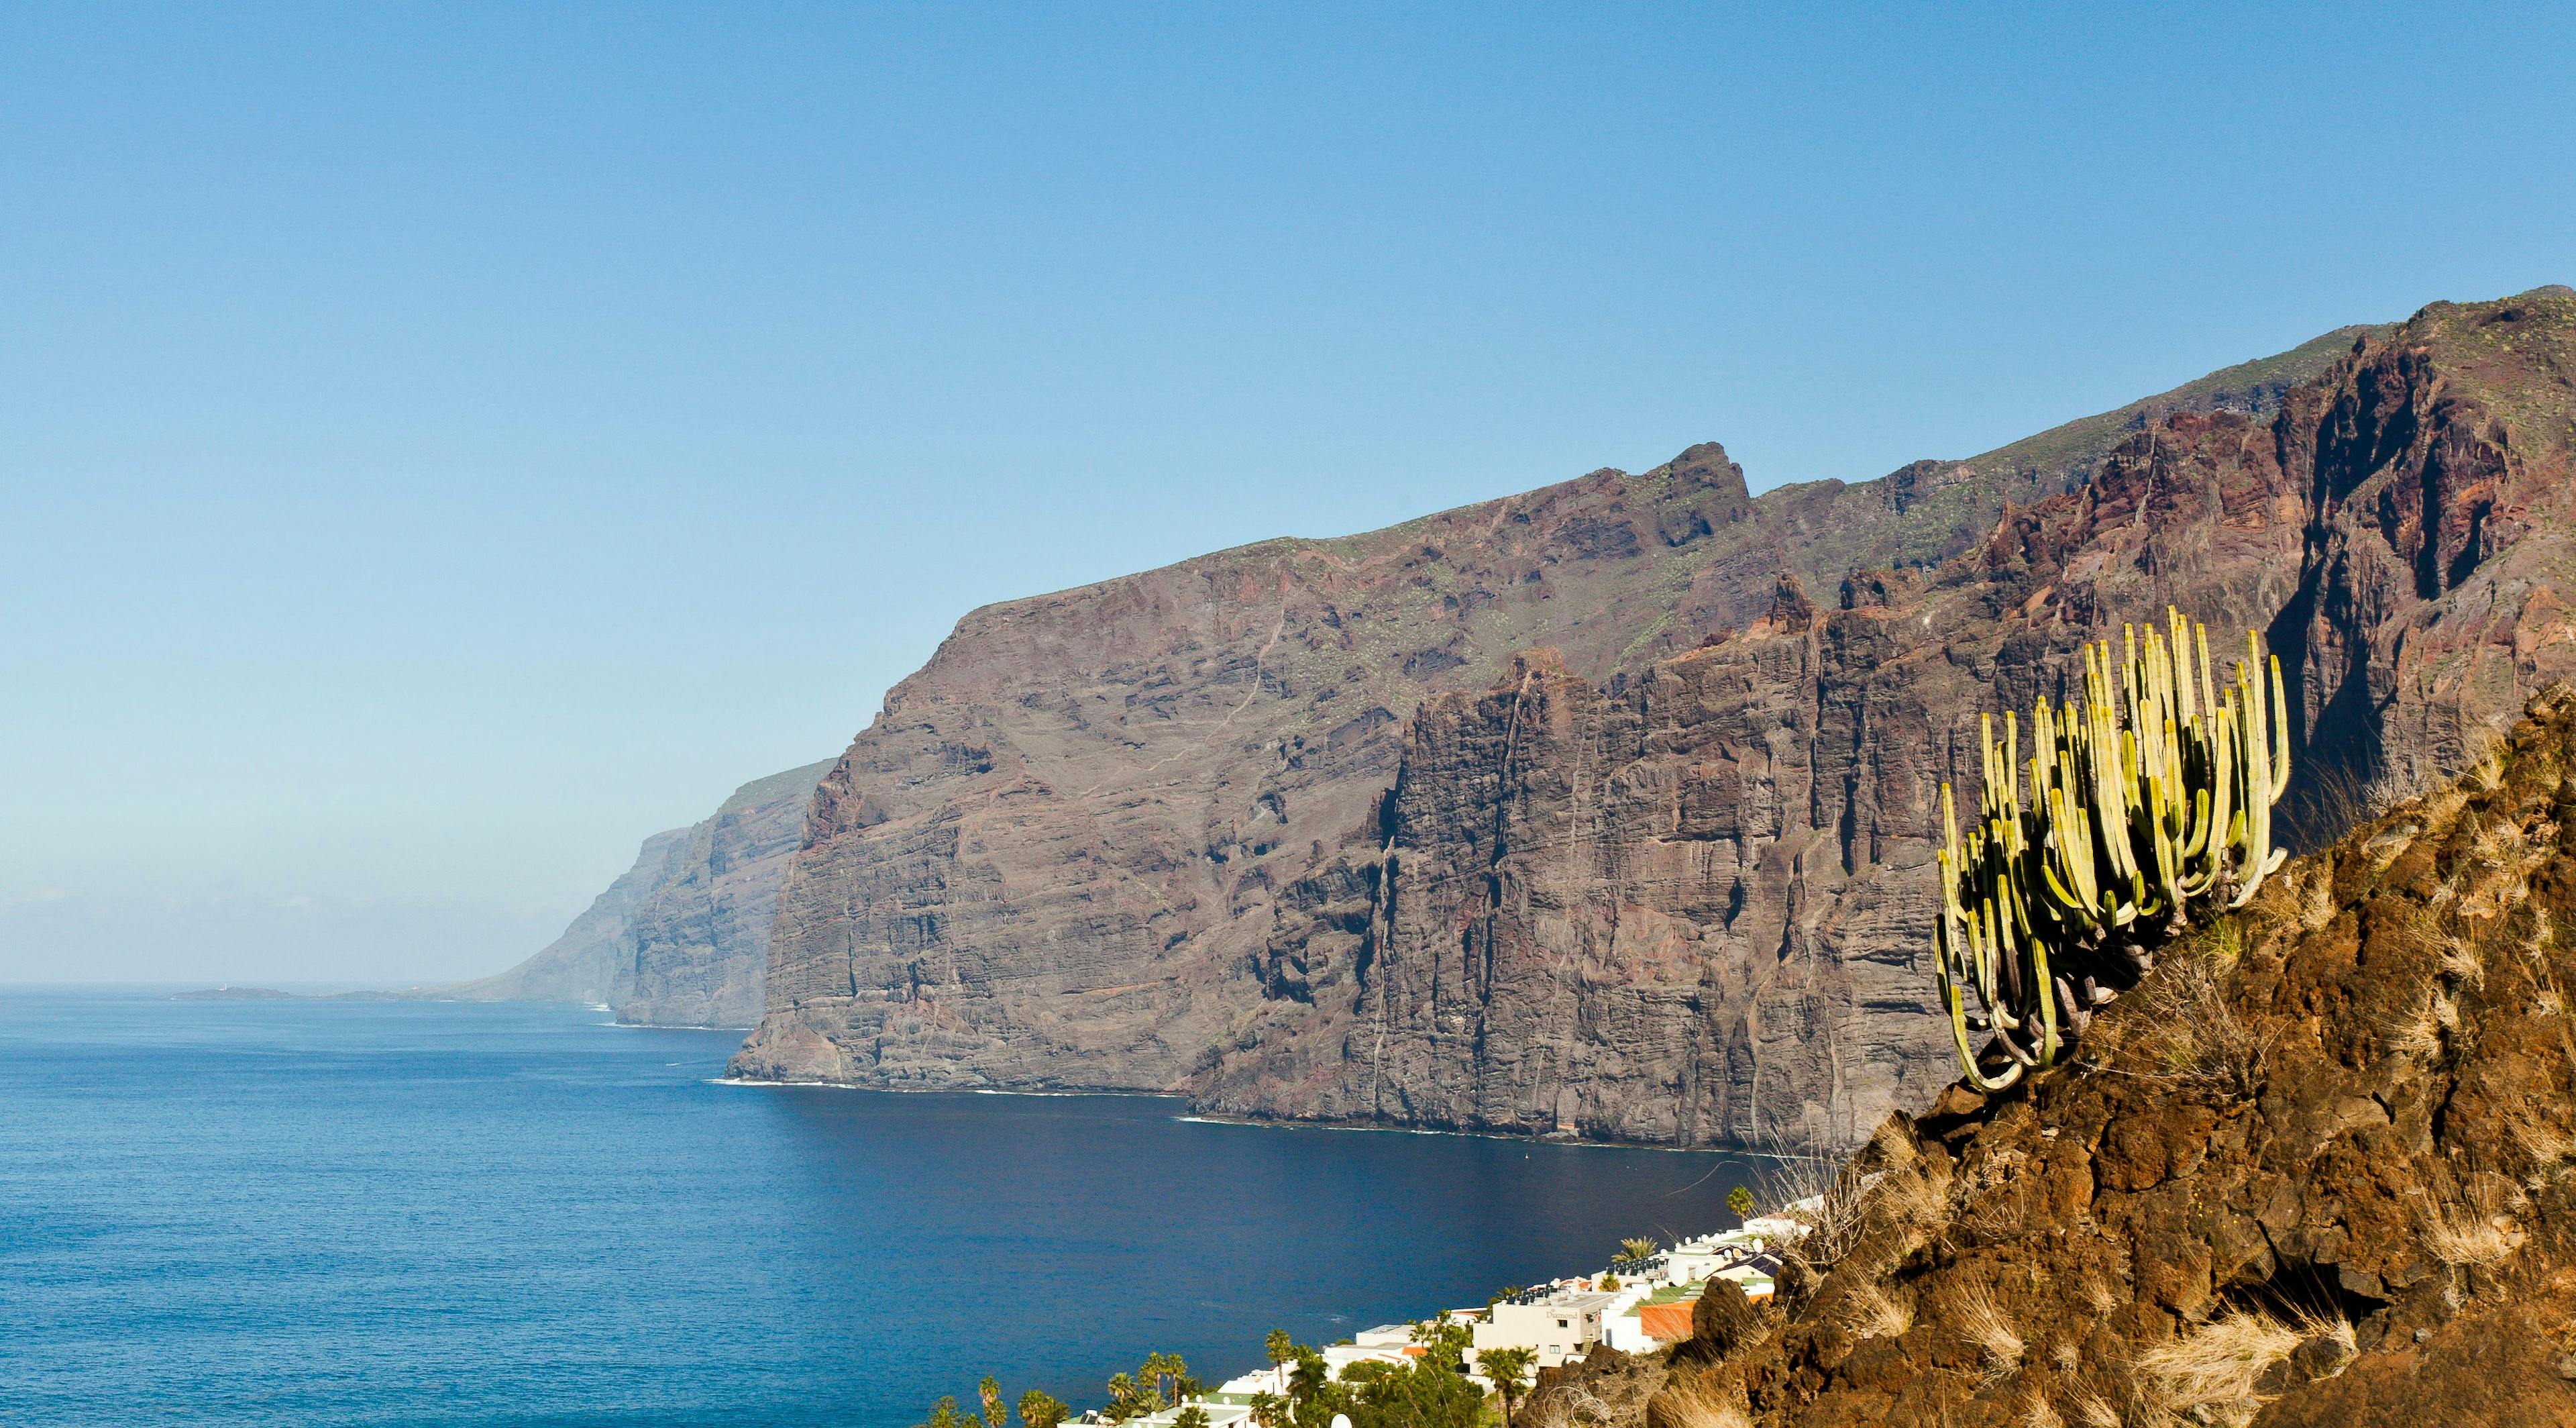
[4,3,2571,983]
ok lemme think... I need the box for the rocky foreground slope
[439,760,829,1026]
[727,321,2380,1105]
[1189,289,2576,1148]
[1521,683,2576,1428]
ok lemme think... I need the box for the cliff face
[614,760,836,1027]
[1542,682,2576,1428]
[1187,289,2576,1147]
[436,827,691,1007]
[730,324,2373,1094]
[449,760,830,1025]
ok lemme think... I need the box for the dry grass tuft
[2079,1274,2121,1316]
[1844,1280,1913,1340]
[1880,1165,1947,1231]
[1648,1371,1750,1428]
[2469,746,2508,793]
[1753,1146,1867,1274]
[2422,1205,2522,1267]
[2068,1390,2121,1428]
[2298,866,2339,933]
[2435,931,2483,988]
[2022,1394,2065,1428]
[2510,1115,2576,1187]
[2133,1311,2349,1428]
[2137,937,2269,1100]
[2469,814,2526,864]
[1946,1283,2024,1382]
[2385,988,2458,1060]
[1864,1114,1919,1168]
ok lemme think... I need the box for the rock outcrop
[1191,289,2576,1148]
[446,760,830,1025]
[1531,682,2576,1428]
[731,318,2381,1098]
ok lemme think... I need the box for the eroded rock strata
[1193,290,2576,1147]
[736,289,2574,1148]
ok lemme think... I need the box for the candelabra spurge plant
[1935,609,2290,1090]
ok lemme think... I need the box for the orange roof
[1635,1300,1697,1343]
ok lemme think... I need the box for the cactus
[1934,609,2290,1089]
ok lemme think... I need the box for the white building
[1471,1287,1617,1368]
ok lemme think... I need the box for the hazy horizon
[7,3,2573,984]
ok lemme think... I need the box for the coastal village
[1062,1199,1820,1428]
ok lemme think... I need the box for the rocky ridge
[729,324,2372,1098]
[1183,289,2576,1149]
[1519,681,2576,1428]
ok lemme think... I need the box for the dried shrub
[2135,928,2269,1101]
[1752,1145,1867,1274]
[2469,745,2508,793]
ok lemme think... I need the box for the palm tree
[1617,1235,1659,1263]
[1266,1329,1295,1367]
[1248,1391,1284,1428]
[1018,1390,1069,1428]
[979,1377,1007,1428]
[1287,1350,1328,1410]
[1479,1347,1535,1428]
[1409,1317,1472,1373]
[1140,1352,1191,1413]
[1727,1185,1756,1221]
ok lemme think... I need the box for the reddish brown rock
[1190,289,2576,1147]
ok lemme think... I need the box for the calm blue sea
[0,990,1758,1428]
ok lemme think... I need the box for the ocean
[0,990,1762,1427]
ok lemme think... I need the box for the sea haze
[0,990,1762,1428]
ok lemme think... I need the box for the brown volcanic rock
[1550,683,2576,1427]
[734,448,1801,1090]
[730,309,2409,1110]
[1192,289,2576,1146]
[2276,294,2576,817]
